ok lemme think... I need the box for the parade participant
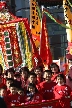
[6,78,14,95]
[26,83,43,103]
[17,88,26,104]
[14,72,22,88]
[49,63,60,82]
[37,70,56,100]
[8,83,21,106]
[5,67,15,79]
[20,67,29,88]
[66,54,72,89]
[34,66,43,84]
[27,72,37,84]
[53,74,71,108]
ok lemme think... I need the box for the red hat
[66,54,72,60]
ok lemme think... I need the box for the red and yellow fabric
[30,0,41,48]
[0,47,4,70]
[24,20,43,68]
[1,28,9,69]
[9,26,22,68]
[20,22,33,70]
[40,15,52,68]
[63,0,72,53]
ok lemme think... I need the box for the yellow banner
[63,0,72,42]
[30,0,41,48]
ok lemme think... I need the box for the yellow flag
[63,0,72,42]
[30,0,41,48]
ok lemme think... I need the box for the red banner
[12,99,60,108]
[9,26,22,68]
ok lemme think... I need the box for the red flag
[24,20,43,68]
[40,15,52,67]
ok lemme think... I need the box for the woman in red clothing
[26,83,43,103]
[53,74,71,108]
[49,63,60,82]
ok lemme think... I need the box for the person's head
[9,83,17,95]
[14,73,21,81]
[34,67,43,78]
[66,54,72,68]
[6,78,14,89]
[6,67,15,79]
[20,67,29,79]
[17,88,24,96]
[56,74,66,85]
[0,64,3,76]
[0,86,7,97]
[27,83,38,93]
[43,70,52,82]
[28,73,37,83]
[50,63,60,74]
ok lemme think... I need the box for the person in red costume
[26,83,43,103]
[37,70,56,100]
[5,67,15,79]
[8,83,21,107]
[49,63,60,82]
[20,67,29,89]
[17,88,26,104]
[27,72,37,85]
[34,66,43,84]
[6,78,14,95]
[53,74,72,108]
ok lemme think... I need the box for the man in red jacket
[8,83,21,107]
[37,70,56,100]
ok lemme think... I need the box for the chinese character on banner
[30,0,41,48]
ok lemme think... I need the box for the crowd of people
[0,55,72,108]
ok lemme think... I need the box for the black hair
[20,66,29,74]
[28,72,37,78]
[44,70,52,74]
[27,83,38,93]
[18,88,24,92]
[34,66,43,72]
[6,78,14,82]
[49,63,60,72]
[10,83,17,88]
[5,67,15,76]
[0,64,3,75]
[57,74,66,83]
